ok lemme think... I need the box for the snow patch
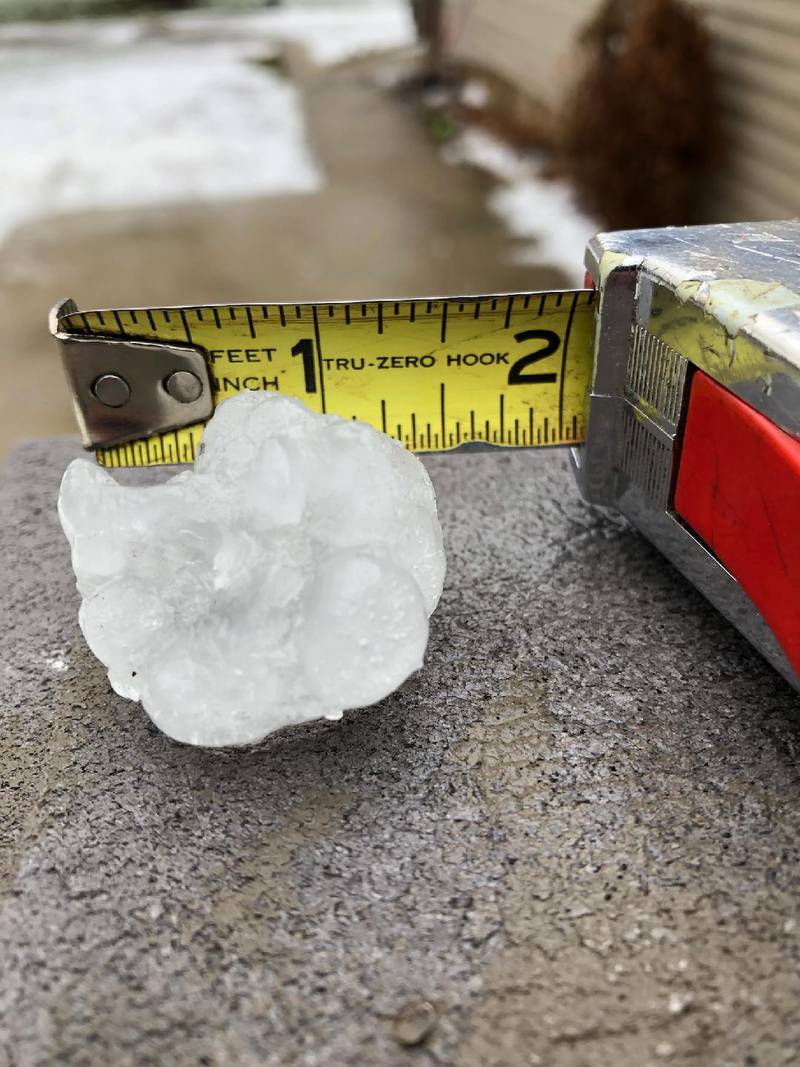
[44,649,69,672]
[175,1,415,68]
[0,1,413,249]
[444,127,598,285]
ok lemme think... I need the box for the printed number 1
[291,338,317,394]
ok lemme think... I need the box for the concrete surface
[0,48,566,460]
[2,439,800,1066]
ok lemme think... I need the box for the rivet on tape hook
[50,299,213,450]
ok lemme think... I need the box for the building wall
[440,0,800,223]
[442,0,589,110]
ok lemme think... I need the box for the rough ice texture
[58,393,445,747]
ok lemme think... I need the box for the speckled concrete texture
[1,440,799,1067]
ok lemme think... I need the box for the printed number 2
[508,329,560,385]
[291,338,317,393]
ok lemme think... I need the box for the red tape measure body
[675,371,800,678]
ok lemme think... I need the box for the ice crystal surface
[58,393,445,746]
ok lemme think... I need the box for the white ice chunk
[58,393,445,747]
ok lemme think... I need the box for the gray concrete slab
[1,439,799,1067]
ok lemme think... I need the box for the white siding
[443,0,590,108]
[441,0,800,222]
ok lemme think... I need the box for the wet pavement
[3,439,799,1066]
[0,43,566,459]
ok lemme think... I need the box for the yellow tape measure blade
[59,290,596,467]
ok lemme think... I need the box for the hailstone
[58,392,446,747]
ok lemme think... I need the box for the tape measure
[50,219,800,700]
[54,291,596,468]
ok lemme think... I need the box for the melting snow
[443,126,599,285]
[0,1,414,249]
[44,649,69,672]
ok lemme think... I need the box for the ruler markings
[504,295,514,331]
[558,290,580,439]
[311,305,327,414]
[82,289,594,466]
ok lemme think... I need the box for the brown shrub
[560,0,723,230]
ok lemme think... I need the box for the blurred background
[1,0,798,458]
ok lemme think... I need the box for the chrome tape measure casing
[573,220,800,690]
